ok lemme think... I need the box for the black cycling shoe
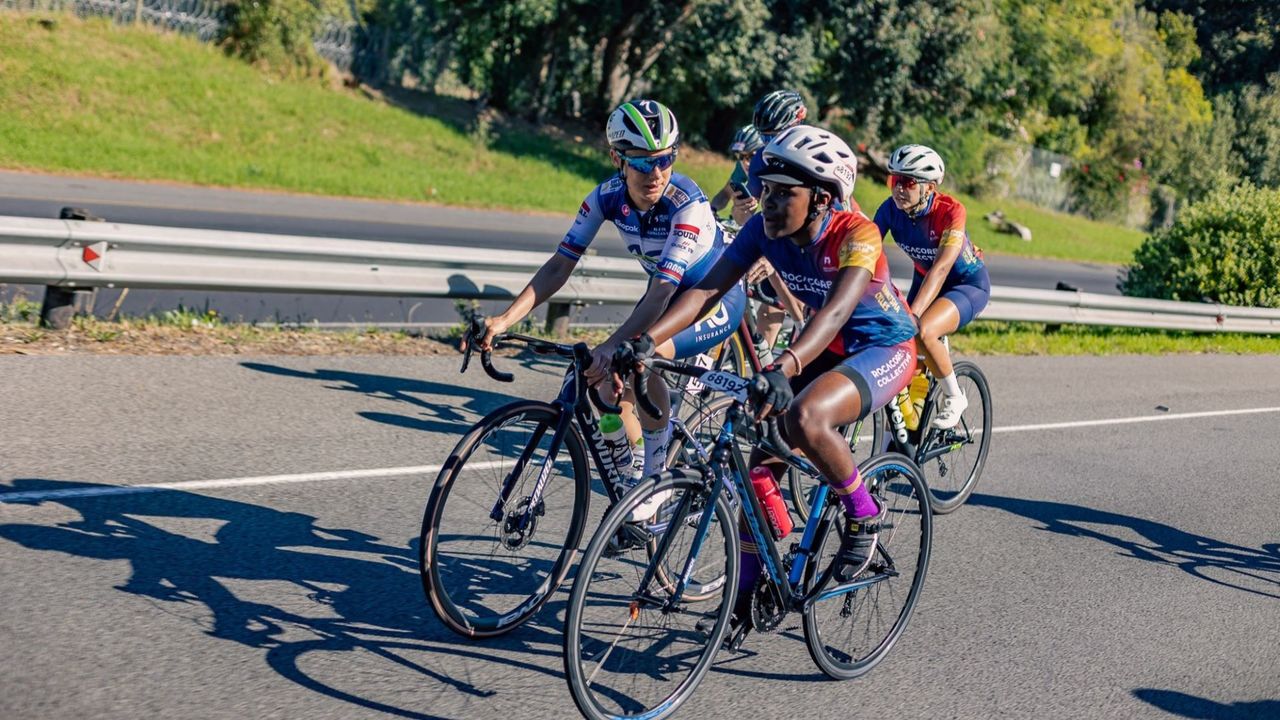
[695,592,753,651]
[833,505,884,583]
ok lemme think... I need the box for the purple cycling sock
[832,468,879,519]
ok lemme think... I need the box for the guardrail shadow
[968,493,1280,600]
[1133,689,1280,719]
[0,479,577,719]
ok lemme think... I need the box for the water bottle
[749,466,793,539]
[908,373,930,430]
[599,414,632,487]
[897,389,919,431]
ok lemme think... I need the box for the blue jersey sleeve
[873,198,894,244]
[746,150,767,199]
[720,216,765,272]
[558,185,606,261]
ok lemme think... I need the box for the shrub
[1121,183,1280,307]
[220,0,329,79]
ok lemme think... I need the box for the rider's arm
[483,188,604,344]
[647,257,745,346]
[603,278,677,348]
[487,253,577,338]
[709,182,733,214]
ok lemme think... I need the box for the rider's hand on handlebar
[584,342,617,386]
[460,315,504,353]
[750,365,794,420]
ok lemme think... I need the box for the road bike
[418,318,725,638]
[562,354,932,719]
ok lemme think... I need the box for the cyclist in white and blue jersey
[473,99,747,511]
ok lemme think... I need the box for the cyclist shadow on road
[1133,689,1280,720]
[968,493,1280,600]
[240,361,520,436]
[0,479,579,719]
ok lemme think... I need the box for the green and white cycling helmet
[606,99,680,152]
[888,144,945,183]
[760,125,858,205]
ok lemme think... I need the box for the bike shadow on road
[1133,689,1280,720]
[968,493,1280,600]
[0,479,581,719]
[240,361,511,436]
[241,355,572,436]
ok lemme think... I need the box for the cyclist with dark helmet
[874,144,989,429]
[709,125,764,216]
[623,125,918,641]
[730,90,810,227]
[472,99,748,519]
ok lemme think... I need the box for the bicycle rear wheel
[420,400,590,638]
[564,469,738,720]
[916,361,992,514]
[802,452,931,680]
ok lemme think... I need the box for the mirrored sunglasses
[623,153,677,173]
[889,174,919,190]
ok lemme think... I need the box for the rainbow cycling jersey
[721,210,916,354]
[558,173,725,289]
[873,192,985,283]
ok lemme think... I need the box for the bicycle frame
[486,342,711,533]
[635,368,892,617]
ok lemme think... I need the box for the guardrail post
[39,287,94,330]
[546,301,572,338]
[39,207,105,330]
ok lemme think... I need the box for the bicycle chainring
[749,576,787,632]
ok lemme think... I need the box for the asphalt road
[2,353,1277,719]
[0,171,1125,324]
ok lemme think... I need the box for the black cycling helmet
[752,90,808,135]
[730,125,765,155]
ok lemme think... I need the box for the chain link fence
[1006,146,1074,214]
[1,0,365,70]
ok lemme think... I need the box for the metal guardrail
[2,214,1279,334]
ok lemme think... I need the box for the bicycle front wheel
[802,452,932,680]
[916,361,992,514]
[564,468,739,720]
[420,400,590,638]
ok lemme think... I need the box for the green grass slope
[1,13,1143,264]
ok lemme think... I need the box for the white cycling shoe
[627,487,674,524]
[932,392,969,429]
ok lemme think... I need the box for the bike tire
[564,468,739,720]
[420,400,591,638]
[802,452,932,680]
[915,361,992,515]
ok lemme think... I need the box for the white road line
[0,460,506,503]
[4,406,1279,504]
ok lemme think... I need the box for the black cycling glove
[751,365,794,417]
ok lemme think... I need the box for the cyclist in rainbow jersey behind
[873,144,990,429]
[473,100,747,517]
[626,126,917,641]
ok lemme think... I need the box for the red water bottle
[749,466,793,539]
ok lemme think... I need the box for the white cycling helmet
[759,125,857,204]
[888,144,945,183]
[606,99,680,152]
